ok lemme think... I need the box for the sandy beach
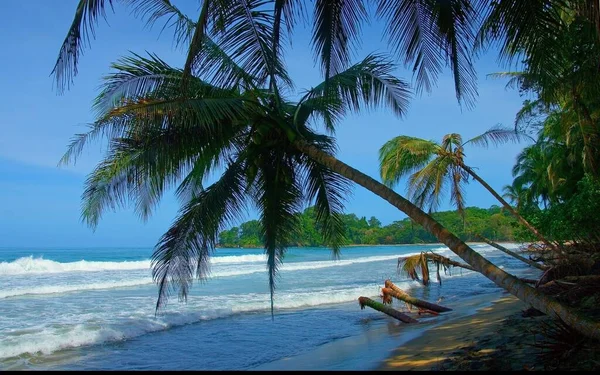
[377,294,549,371]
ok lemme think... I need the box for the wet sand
[377,294,549,371]
[255,291,544,371]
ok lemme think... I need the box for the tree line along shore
[217,205,521,248]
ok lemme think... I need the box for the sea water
[0,243,540,370]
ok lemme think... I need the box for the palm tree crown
[58,1,411,314]
[379,127,526,214]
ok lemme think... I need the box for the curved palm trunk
[294,140,600,340]
[475,234,549,271]
[358,297,418,323]
[572,87,599,176]
[461,164,556,251]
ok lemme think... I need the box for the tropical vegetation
[377,128,556,249]
[218,205,520,247]
[53,0,600,340]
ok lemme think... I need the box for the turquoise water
[0,244,539,370]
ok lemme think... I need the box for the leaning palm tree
[378,128,555,249]
[56,0,600,339]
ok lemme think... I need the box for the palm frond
[486,71,529,91]
[93,52,185,116]
[501,184,520,206]
[181,0,212,86]
[251,145,304,317]
[312,0,367,80]
[67,95,249,175]
[271,0,306,91]
[244,132,306,310]
[407,156,452,213]
[301,54,411,131]
[449,164,468,217]
[280,0,306,35]
[398,251,468,286]
[376,0,479,107]
[378,136,438,188]
[152,158,248,311]
[398,253,430,286]
[514,99,551,135]
[293,94,345,132]
[80,149,133,229]
[476,0,566,81]
[80,120,239,227]
[216,0,293,89]
[52,0,115,93]
[194,36,258,89]
[52,0,201,93]
[59,122,123,167]
[464,125,533,148]
[303,157,351,256]
[125,0,196,48]
[102,96,251,130]
[440,133,462,151]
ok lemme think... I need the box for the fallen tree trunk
[383,280,452,313]
[475,234,548,271]
[422,252,476,272]
[397,253,539,286]
[299,142,600,340]
[562,275,600,283]
[358,296,418,323]
[397,252,476,286]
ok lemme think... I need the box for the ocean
[0,243,541,370]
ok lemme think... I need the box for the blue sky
[0,1,530,248]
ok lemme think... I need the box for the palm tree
[55,0,600,339]
[378,128,555,249]
[501,184,525,210]
[478,1,600,176]
[511,106,587,209]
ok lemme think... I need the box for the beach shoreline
[377,293,549,371]
[253,290,540,371]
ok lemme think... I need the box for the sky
[0,1,531,248]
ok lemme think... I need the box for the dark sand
[377,294,552,371]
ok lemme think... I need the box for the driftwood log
[358,296,418,323]
[383,280,452,313]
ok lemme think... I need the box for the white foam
[0,257,152,275]
[210,254,266,264]
[0,283,409,360]
[210,253,424,278]
[0,254,267,276]
[0,252,418,279]
[1,244,522,277]
[231,284,399,311]
[1,253,417,298]
[0,278,153,299]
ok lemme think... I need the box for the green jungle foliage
[218,205,519,248]
[515,176,600,244]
